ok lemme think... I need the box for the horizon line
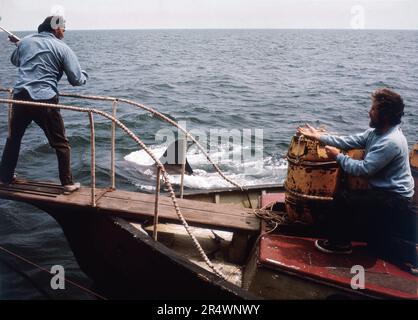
[6,27,418,33]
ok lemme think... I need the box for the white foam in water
[168,172,232,189]
[124,145,168,166]
[124,142,288,190]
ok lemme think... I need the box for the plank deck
[0,180,260,233]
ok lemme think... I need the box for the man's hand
[8,35,19,44]
[297,124,322,141]
[81,70,89,79]
[325,146,340,160]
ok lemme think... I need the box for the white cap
[50,15,66,30]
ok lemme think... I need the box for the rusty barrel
[344,149,369,191]
[285,135,341,224]
[410,143,418,205]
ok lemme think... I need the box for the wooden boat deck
[258,234,418,299]
[0,180,260,233]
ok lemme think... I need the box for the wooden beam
[0,181,260,234]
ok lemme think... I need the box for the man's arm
[320,130,371,150]
[62,47,88,86]
[10,45,20,66]
[336,141,399,177]
[297,124,370,150]
[8,34,20,44]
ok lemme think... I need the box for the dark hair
[372,88,405,126]
[38,16,54,33]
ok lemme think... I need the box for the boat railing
[0,88,231,279]
[0,88,247,199]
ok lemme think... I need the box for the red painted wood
[259,234,418,299]
[260,193,285,208]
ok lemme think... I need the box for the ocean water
[0,29,417,299]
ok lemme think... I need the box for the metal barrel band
[284,184,335,202]
[286,155,339,167]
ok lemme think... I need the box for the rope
[51,91,245,190]
[0,255,54,299]
[118,97,244,191]
[0,97,228,280]
[1,88,251,199]
[1,88,253,200]
[0,244,107,300]
[296,134,304,163]
[253,200,287,232]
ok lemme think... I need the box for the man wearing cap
[0,16,88,193]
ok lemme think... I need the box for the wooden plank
[107,192,253,217]
[95,196,259,232]
[15,179,64,189]
[181,183,283,196]
[60,190,259,232]
[61,190,259,232]
[0,183,260,233]
[0,182,62,196]
[0,188,57,198]
[77,188,255,218]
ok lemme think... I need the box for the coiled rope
[253,201,287,234]
[0,97,227,280]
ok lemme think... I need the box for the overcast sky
[0,0,417,31]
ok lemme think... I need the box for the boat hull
[41,205,255,299]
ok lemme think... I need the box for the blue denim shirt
[320,125,415,197]
[11,32,88,100]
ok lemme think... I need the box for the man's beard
[369,118,384,129]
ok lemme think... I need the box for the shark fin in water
[159,139,193,175]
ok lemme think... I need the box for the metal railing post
[111,99,117,190]
[88,111,96,207]
[153,167,161,241]
[180,138,187,199]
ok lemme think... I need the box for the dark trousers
[0,90,73,185]
[326,189,418,267]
